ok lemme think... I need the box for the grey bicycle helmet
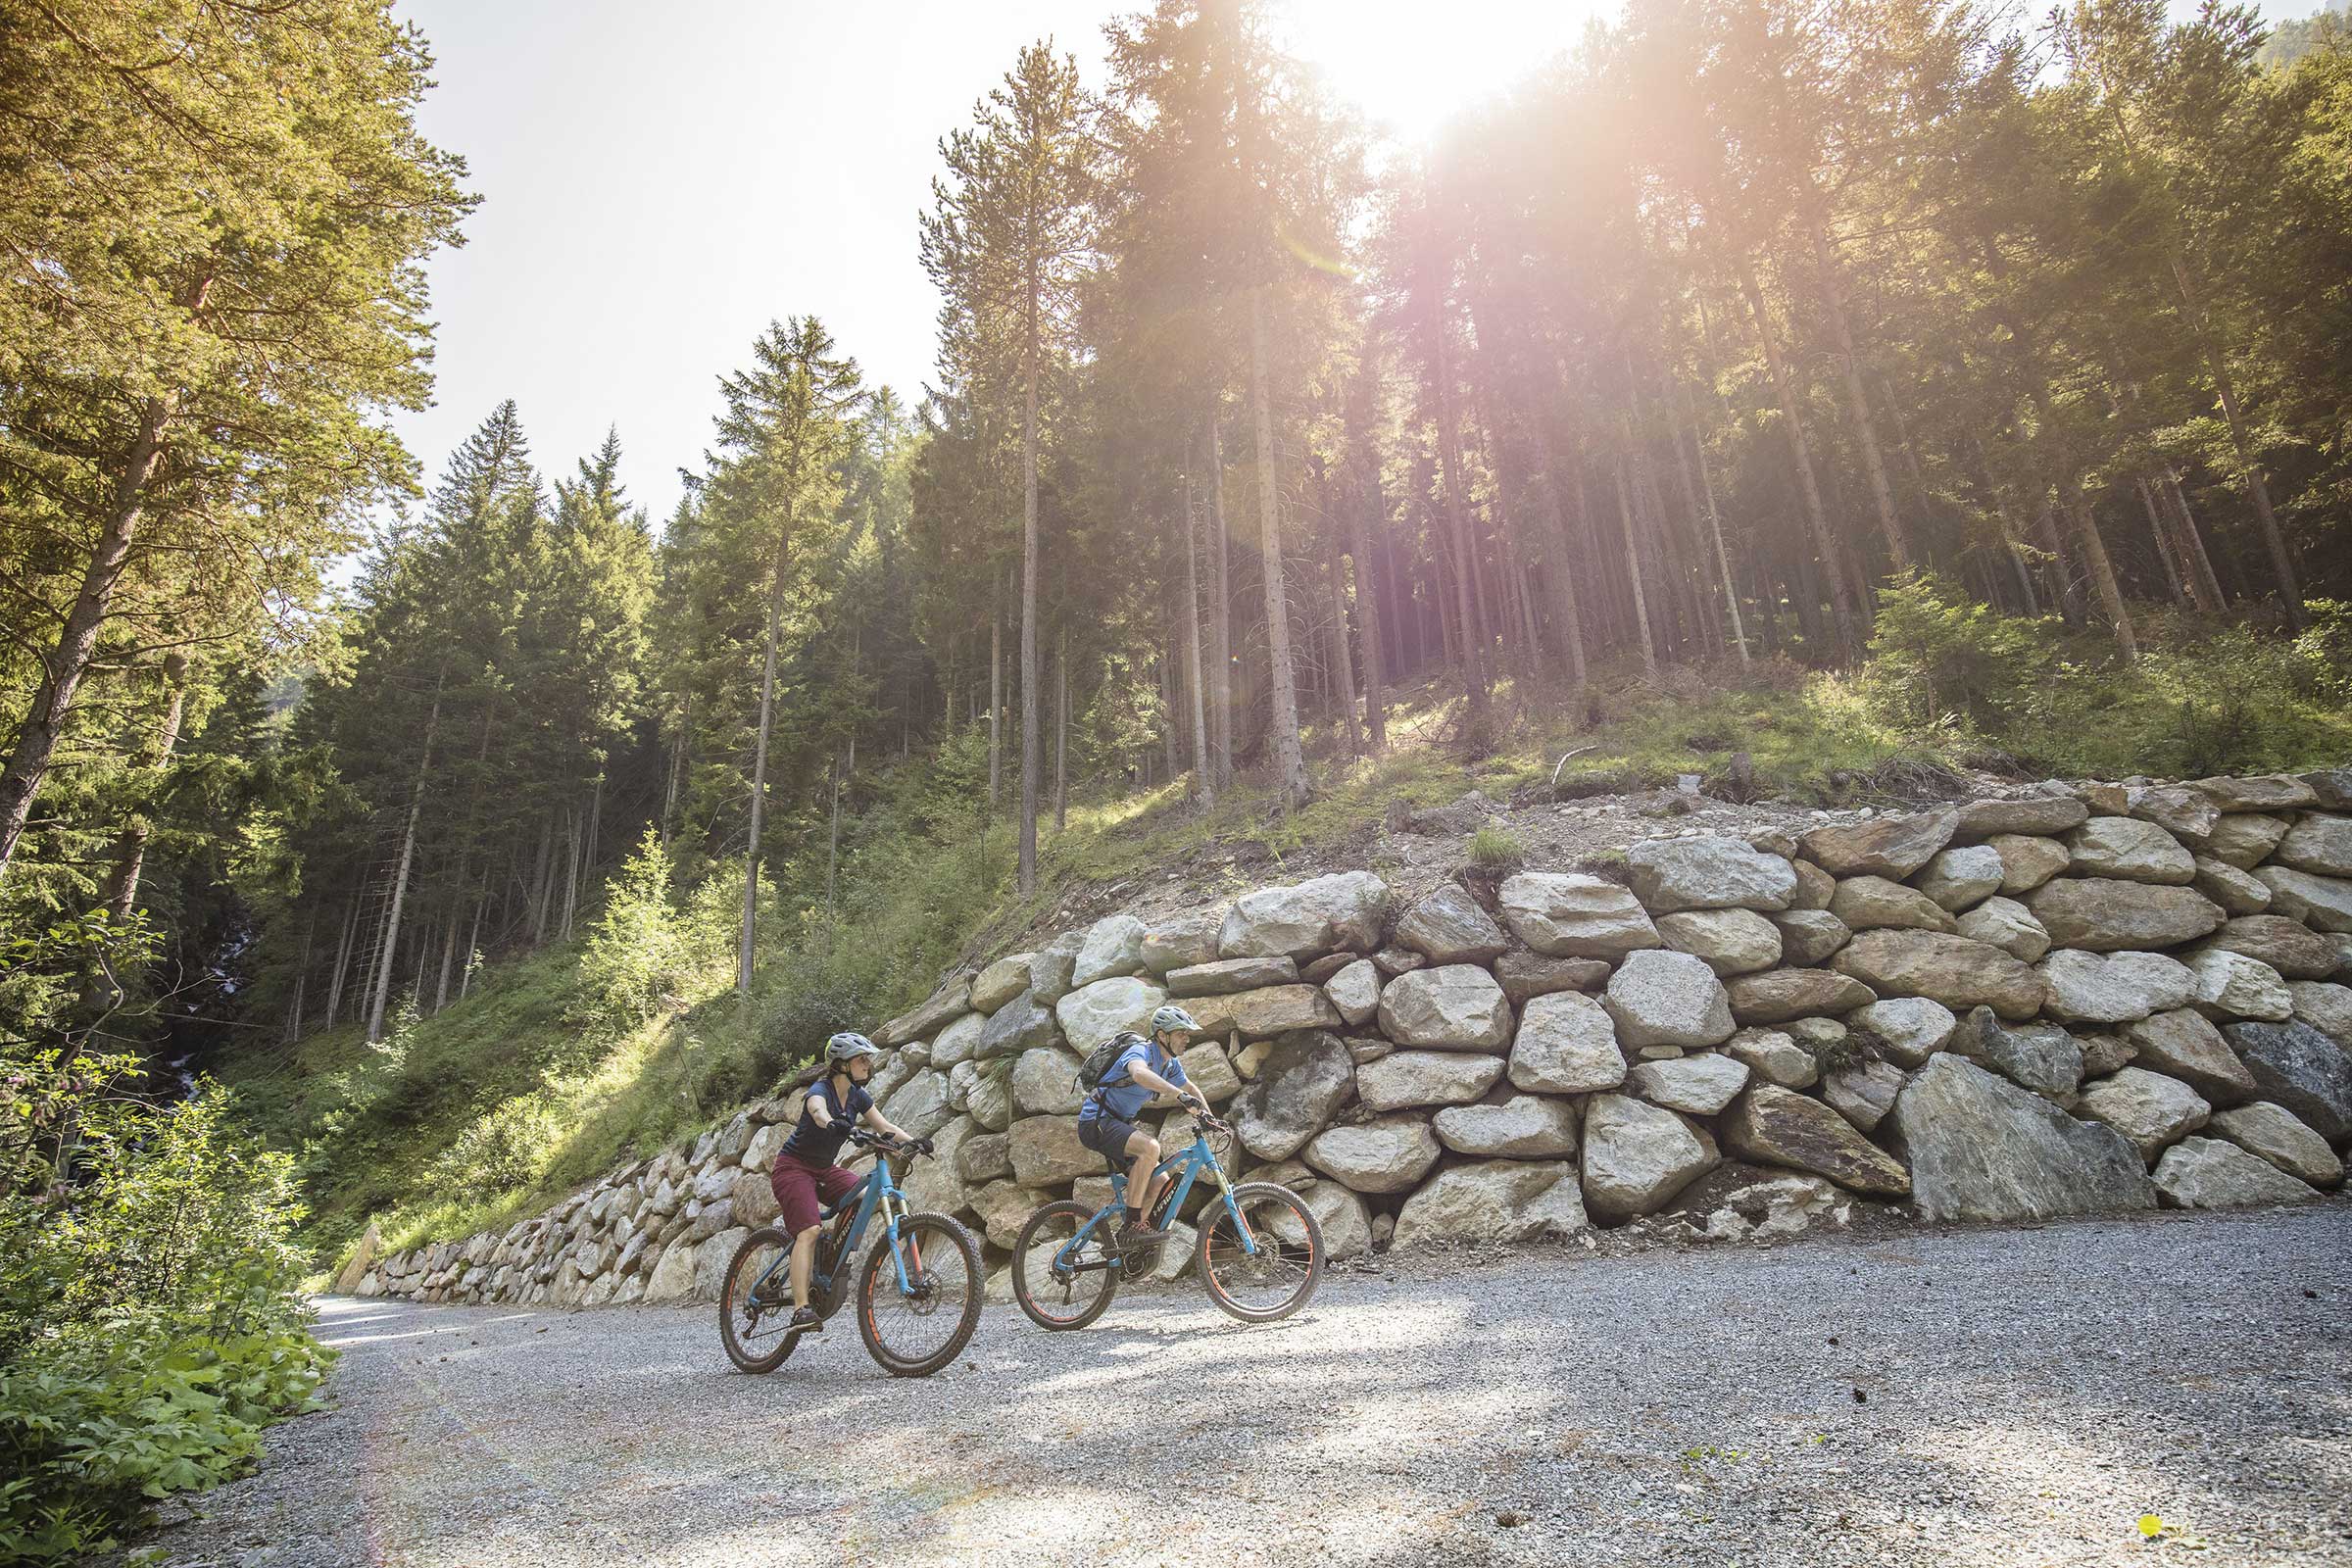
[1150,1004,1202,1037]
[826,1031,881,1065]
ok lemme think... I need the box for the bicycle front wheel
[856,1212,982,1378]
[1011,1200,1119,1331]
[1196,1182,1322,1324]
[718,1226,800,1373]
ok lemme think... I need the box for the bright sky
[387,0,2260,528]
[385,0,1609,527]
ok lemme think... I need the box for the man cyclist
[1076,1003,1209,1251]
[768,1031,926,1335]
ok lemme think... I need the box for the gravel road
[130,1203,2351,1568]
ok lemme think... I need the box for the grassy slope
[228,634,2352,1276]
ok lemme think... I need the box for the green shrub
[1860,572,2052,732]
[1,1055,330,1562]
[1467,824,1526,869]
[575,828,700,1029]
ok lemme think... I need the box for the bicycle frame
[1053,1130,1260,1279]
[749,1150,923,1305]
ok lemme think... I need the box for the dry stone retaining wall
[353,768,2352,1308]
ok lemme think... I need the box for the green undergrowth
[238,597,2351,1273]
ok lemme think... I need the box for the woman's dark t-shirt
[780,1077,873,1167]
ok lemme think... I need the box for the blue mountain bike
[719,1129,981,1378]
[1011,1108,1322,1329]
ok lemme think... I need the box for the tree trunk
[284,920,314,1045]
[2167,255,2304,629]
[1054,626,1069,831]
[1431,314,1492,723]
[2162,467,2227,612]
[1673,385,1749,662]
[0,270,215,889]
[368,678,442,1045]
[1538,441,1592,705]
[529,810,555,945]
[435,895,460,1013]
[97,653,191,922]
[1018,274,1042,894]
[1185,468,1216,801]
[325,894,359,1029]
[1808,222,1910,571]
[1208,416,1234,791]
[1250,288,1309,809]
[988,569,1004,811]
[2137,476,2190,607]
[740,505,792,996]
[460,891,485,1001]
[561,805,581,943]
[1610,421,1661,684]
[1346,441,1389,752]
[1737,257,1857,656]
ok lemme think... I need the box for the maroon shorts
[770,1153,861,1236]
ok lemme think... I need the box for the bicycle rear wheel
[856,1212,982,1378]
[1011,1200,1120,1331]
[1196,1182,1322,1324]
[718,1227,801,1373]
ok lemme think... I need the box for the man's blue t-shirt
[1080,1037,1188,1124]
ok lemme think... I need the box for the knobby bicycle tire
[856,1211,983,1377]
[1010,1200,1120,1331]
[1196,1182,1322,1324]
[718,1226,801,1373]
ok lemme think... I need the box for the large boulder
[1953,796,2089,841]
[1725,968,1878,1024]
[2202,812,2292,869]
[1579,1095,1719,1222]
[1028,930,1084,1004]
[1726,1027,1819,1089]
[1303,1116,1443,1194]
[1957,1007,2083,1103]
[1395,885,1509,964]
[2224,1020,2352,1141]
[1496,872,1661,959]
[1769,909,1851,966]
[2152,1137,2320,1208]
[2252,865,2352,934]
[2192,857,2273,916]
[2128,785,2222,842]
[1008,1115,1099,1188]
[1603,950,1735,1049]
[1229,1032,1356,1159]
[1831,929,2046,1019]
[1072,914,1148,987]
[2023,879,2225,953]
[1009,1048,1087,1117]
[642,1239,701,1303]
[1286,1180,1374,1260]
[1494,952,1611,1004]
[1625,836,1796,912]
[2197,915,2341,981]
[971,954,1035,1014]
[2275,812,2352,878]
[1508,991,1627,1094]
[2181,949,2291,1023]
[1891,1054,2158,1222]
[1167,956,1299,997]
[1377,964,1513,1051]
[2191,773,2319,812]
[1355,1050,1506,1112]
[1799,809,1957,878]
[2075,1068,2211,1161]
[1177,1041,1242,1105]
[900,1115,979,1218]
[1623,1053,1750,1115]
[1822,1056,1907,1133]
[978,989,1062,1059]
[1435,1095,1582,1158]
[1140,910,1224,974]
[1187,984,1343,1039]
[2065,818,2194,885]
[2121,1009,2257,1102]
[969,1179,1047,1249]
[1917,846,2005,911]
[881,1070,955,1139]
[1656,908,1784,975]
[1721,1083,1910,1195]
[1393,1159,1589,1248]
[2035,950,2195,1025]
[878,977,973,1048]
[2207,1102,2342,1187]
[1323,958,1382,1026]
[1830,874,1958,933]
[1954,896,2051,962]
[1218,871,1390,960]
[1847,997,1957,1067]
[929,1009,988,1070]
[2289,980,2352,1047]
[1055,976,1169,1054]
[1988,834,2073,895]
